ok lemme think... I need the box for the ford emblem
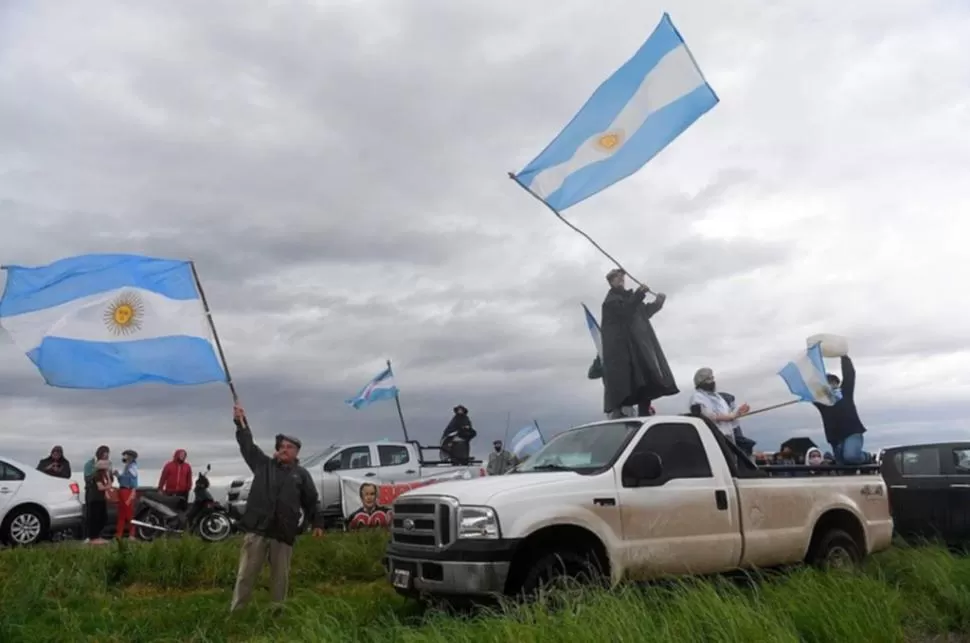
[403,518,415,531]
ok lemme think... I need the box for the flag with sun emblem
[0,254,226,389]
[513,13,718,211]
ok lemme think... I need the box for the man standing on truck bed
[600,268,678,418]
[229,403,324,613]
[814,355,869,464]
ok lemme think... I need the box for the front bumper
[384,538,520,598]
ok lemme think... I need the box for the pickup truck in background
[383,414,894,600]
[228,440,483,528]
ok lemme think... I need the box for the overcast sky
[2,0,968,483]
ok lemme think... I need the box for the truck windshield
[514,422,639,474]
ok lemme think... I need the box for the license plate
[392,568,411,589]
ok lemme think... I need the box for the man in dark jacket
[37,445,71,479]
[600,268,679,417]
[813,355,868,464]
[230,404,323,612]
[440,405,476,464]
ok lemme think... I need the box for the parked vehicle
[384,415,894,600]
[0,457,83,546]
[228,440,483,529]
[881,441,970,547]
[132,464,234,542]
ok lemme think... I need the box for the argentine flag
[778,343,843,407]
[514,13,718,211]
[0,254,226,389]
[509,424,544,459]
[582,303,603,359]
[345,364,399,410]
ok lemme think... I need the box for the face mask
[698,381,716,393]
[494,446,502,452]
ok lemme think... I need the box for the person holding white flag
[814,356,869,465]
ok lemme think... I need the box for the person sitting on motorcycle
[115,449,139,540]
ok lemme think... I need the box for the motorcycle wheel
[136,511,163,542]
[198,512,232,543]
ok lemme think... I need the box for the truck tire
[518,548,605,597]
[808,528,862,570]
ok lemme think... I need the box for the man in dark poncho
[600,268,679,417]
[440,405,477,465]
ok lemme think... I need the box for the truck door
[321,445,380,507]
[616,421,742,579]
[944,444,970,544]
[886,445,950,542]
[376,444,419,481]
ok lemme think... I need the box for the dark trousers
[85,500,107,539]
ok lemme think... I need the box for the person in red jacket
[158,449,193,507]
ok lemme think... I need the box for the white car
[0,457,83,546]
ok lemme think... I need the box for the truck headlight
[457,506,500,540]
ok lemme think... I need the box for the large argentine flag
[582,303,603,359]
[509,424,544,459]
[778,343,843,407]
[0,254,225,389]
[514,13,718,211]
[345,364,399,410]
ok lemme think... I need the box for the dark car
[880,441,970,547]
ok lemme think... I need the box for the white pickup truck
[228,440,483,527]
[384,415,893,599]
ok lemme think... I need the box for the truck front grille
[391,496,458,549]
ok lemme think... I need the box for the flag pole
[533,419,546,444]
[507,172,653,293]
[189,261,238,402]
[388,359,411,442]
[503,411,511,445]
[742,399,800,418]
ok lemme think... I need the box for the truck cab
[384,414,893,600]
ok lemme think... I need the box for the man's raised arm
[234,404,269,472]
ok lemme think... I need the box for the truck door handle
[715,489,728,511]
[405,470,416,474]
[364,472,376,477]
[950,484,970,488]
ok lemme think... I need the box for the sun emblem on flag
[103,291,145,336]
[595,130,625,153]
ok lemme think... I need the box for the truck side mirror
[323,460,340,473]
[622,452,663,486]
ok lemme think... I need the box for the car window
[894,447,941,476]
[0,461,26,482]
[627,422,713,484]
[953,448,970,473]
[325,446,372,471]
[378,445,410,467]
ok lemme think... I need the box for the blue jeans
[832,433,866,464]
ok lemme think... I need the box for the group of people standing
[590,268,870,464]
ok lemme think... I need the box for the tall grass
[1,533,968,643]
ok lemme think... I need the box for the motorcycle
[131,464,234,543]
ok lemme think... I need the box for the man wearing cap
[600,268,678,418]
[486,440,517,475]
[229,404,324,613]
[689,367,751,441]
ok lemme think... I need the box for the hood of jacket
[172,449,187,462]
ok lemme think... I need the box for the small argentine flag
[778,343,843,406]
[514,13,718,211]
[582,303,603,359]
[509,424,544,459]
[345,364,399,410]
[0,254,226,389]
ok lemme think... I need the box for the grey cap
[605,268,625,282]
[275,433,302,450]
[693,367,714,387]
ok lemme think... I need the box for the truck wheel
[518,549,605,597]
[808,528,862,570]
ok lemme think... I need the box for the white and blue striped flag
[778,343,842,406]
[0,254,226,389]
[509,424,544,459]
[582,303,603,359]
[513,13,718,211]
[345,364,400,410]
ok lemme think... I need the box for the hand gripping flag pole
[509,13,718,292]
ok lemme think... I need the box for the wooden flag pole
[388,359,411,442]
[189,261,238,403]
[741,399,800,418]
[507,172,654,294]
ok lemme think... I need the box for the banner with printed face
[340,467,486,530]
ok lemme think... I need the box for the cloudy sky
[2,0,969,483]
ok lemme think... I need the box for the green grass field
[2,531,969,643]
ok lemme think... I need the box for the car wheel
[808,528,862,570]
[2,507,47,546]
[518,548,606,598]
[135,510,162,542]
